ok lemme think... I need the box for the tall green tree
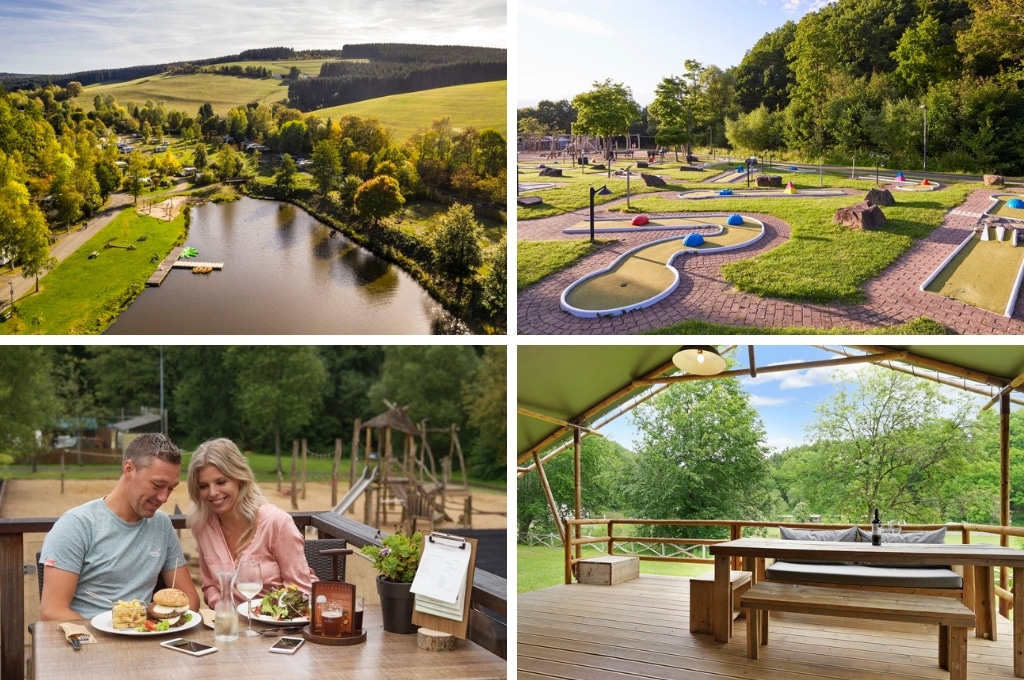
[429,203,482,302]
[310,139,341,196]
[274,153,298,195]
[461,346,506,478]
[353,175,404,225]
[571,79,641,170]
[732,21,797,113]
[650,61,714,159]
[622,377,770,538]
[0,346,58,460]
[516,436,627,539]
[806,368,973,523]
[226,346,329,472]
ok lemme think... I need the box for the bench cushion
[765,560,963,589]
[855,527,946,544]
[780,526,858,542]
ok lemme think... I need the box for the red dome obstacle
[631,215,649,226]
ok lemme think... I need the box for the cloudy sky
[517,0,836,107]
[600,345,991,454]
[0,0,507,74]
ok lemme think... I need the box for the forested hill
[289,43,507,110]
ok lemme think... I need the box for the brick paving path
[517,188,1024,335]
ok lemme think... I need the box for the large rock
[538,167,562,177]
[517,195,542,206]
[865,188,895,207]
[835,201,886,230]
[641,173,667,187]
[985,174,1005,186]
[756,175,782,188]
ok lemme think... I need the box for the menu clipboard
[410,532,477,639]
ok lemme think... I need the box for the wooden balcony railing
[1,512,507,680]
[564,518,1024,615]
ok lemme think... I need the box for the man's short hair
[123,432,181,467]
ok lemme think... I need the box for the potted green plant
[361,530,422,633]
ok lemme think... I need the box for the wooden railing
[0,512,507,680]
[564,518,1024,615]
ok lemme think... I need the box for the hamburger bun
[148,588,189,621]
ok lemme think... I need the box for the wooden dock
[146,247,223,286]
[170,261,224,270]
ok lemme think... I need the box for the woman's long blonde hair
[185,438,268,555]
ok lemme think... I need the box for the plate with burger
[238,585,310,625]
[91,588,200,636]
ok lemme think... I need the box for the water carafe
[214,570,239,642]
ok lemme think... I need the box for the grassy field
[517,544,711,594]
[80,74,506,143]
[0,208,185,335]
[81,72,289,114]
[319,81,507,141]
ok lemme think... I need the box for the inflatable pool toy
[180,247,199,258]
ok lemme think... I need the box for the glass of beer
[353,597,364,632]
[321,601,344,637]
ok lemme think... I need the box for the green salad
[256,585,310,620]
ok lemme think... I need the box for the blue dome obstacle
[719,189,733,196]
[683,233,705,247]
[1009,198,1024,209]
[726,214,744,226]
[736,166,744,173]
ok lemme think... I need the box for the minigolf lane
[560,215,764,317]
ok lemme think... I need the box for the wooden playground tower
[350,402,473,534]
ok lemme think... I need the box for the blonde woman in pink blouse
[186,438,316,608]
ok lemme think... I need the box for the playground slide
[332,465,377,515]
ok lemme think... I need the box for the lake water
[105,197,458,334]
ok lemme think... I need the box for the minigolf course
[563,214,736,234]
[677,187,845,200]
[985,194,1024,220]
[560,214,765,317]
[922,223,1024,317]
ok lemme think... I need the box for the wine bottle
[871,508,882,546]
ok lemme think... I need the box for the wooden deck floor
[518,574,1020,679]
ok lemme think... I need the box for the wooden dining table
[32,604,506,679]
[709,538,1024,676]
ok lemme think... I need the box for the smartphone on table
[269,636,305,654]
[160,638,217,656]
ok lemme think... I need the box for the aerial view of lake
[105,197,456,335]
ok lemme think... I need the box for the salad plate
[238,588,310,625]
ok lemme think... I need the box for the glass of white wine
[236,559,263,637]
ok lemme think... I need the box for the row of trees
[0,345,506,480]
[518,367,1019,540]
[521,0,1024,174]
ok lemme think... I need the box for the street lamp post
[919,104,928,171]
[626,165,632,209]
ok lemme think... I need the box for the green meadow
[1,209,185,335]
[320,80,507,140]
[79,72,506,142]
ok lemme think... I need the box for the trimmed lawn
[517,544,711,594]
[1,208,185,335]
[518,239,610,291]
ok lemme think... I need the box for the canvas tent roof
[109,413,162,432]
[517,344,1024,465]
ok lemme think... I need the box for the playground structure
[348,402,473,534]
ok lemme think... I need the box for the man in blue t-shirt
[39,433,201,620]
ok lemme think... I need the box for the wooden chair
[303,539,351,582]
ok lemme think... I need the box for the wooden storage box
[577,555,640,585]
[689,570,751,635]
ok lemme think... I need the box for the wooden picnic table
[32,604,506,680]
[710,537,1024,676]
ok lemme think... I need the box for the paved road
[517,186,1024,335]
[1,184,188,308]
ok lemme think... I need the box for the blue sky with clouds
[0,0,507,74]
[517,0,836,107]
[600,345,988,454]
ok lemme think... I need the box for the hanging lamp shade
[672,345,726,376]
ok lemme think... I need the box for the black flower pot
[376,575,419,634]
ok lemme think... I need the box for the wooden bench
[741,581,976,680]
[689,570,750,635]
